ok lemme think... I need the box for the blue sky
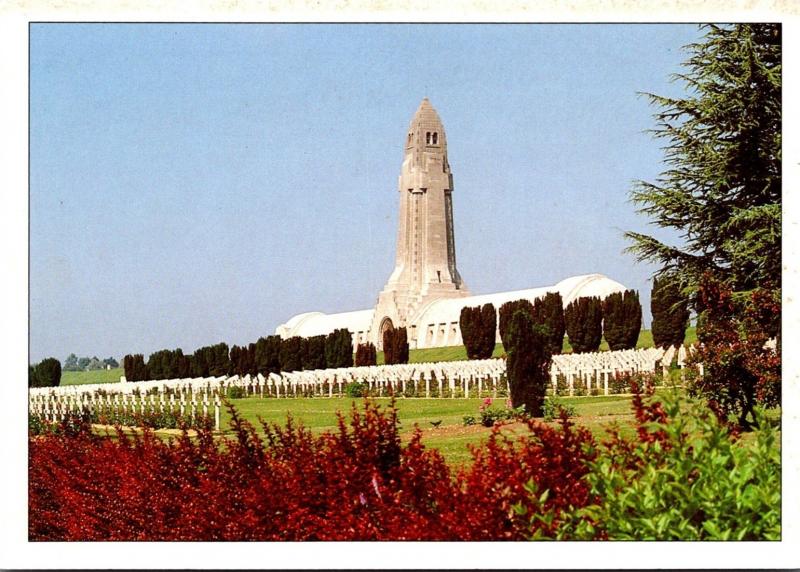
[29,23,703,363]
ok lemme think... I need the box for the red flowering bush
[688,274,781,429]
[29,398,595,541]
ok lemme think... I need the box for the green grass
[60,368,124,386]
[219,394,638,466]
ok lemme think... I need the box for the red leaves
[29,399,597,541]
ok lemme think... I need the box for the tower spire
[371,99,469,348]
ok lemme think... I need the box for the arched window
[432,132,438,144]
[426,132,431,144]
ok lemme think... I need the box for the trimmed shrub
[279,336,304,372]
[123,354,148,382]
[304,335,327,370]
[602,290,642,351]
[531,292,566,355]
[345,381,368,398]
[255,335,282,375]
[650,275,690,348]
[498,299,534,348]
[383,326,410,365]
[29,358,62,388]
[564,296,603,353]
[355,343,377,367]
[504,309,552,417]
[460,304,496,360]
[325,329,353,369]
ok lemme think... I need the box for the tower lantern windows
[426,132,431,144]
[433,132,438,144]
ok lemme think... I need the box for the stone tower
[371,98,470,348]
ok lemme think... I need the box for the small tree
[123,353,148,381]
[382,327,395,366]
[531,292,566,355]
[564,297,603,353]
[603,290,642,351]
[355,342,378,367]
[651,275,690,348]
[504,309,551,417]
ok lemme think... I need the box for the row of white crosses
[549,346,668,396]
[29,381,224,430]
[30,348,686,416]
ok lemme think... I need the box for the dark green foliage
[383,327,410,365]
[602,290,643,351]
[625,24,781,302]
[531,292,566,355]
[460,304,496,360]
[279,337,304,372]
[651,275,690,348]
[102,357,119,368]
[498,299,534,348]
[504,309,551,417]
[29,358,62,388]
[146,349,189,380]
[255,335,282,375]
[324,329,354,369]
[123,354,148,382]
[564,297,603,354]
[304,335,328,370]
[230,345,254,376]
[355,343,377,367]
[77,357,90,370]
[189,343,230,378]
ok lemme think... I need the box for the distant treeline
[123,329,354,382]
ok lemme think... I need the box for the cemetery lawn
[61,368,123,386]
[218,394,640,466]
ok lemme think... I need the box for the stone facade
[275,98,629,350]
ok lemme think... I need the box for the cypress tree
[564,296,603,353]
[382,327,395,366]
[651,275,690,348]
[531,292,566,355]
[479,303,497,359]
[499,299,534,348]
[392,327,409,365]
[505,309,551,417]
[305,335,327,370]
[279,337,304,372]
[602,291,642,351]
[355,342,377,366]
[460,306,480,359]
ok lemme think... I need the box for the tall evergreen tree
[564,297,603,354]
[279,337,304,372]
[651,275,691,348]
[625,24,781,307]
[392,327,409,365]
[504,309,551,417]
[498,299,534,348]
[531,292,566,355]
[29,358,62,388]
[479,303,498,359]
[304,335,328,370]
[603,290,643,351]
[382,327,395,366]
